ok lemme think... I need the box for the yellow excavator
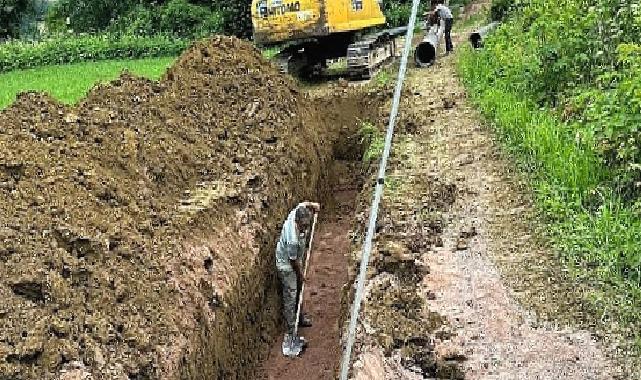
[251,0,407,78]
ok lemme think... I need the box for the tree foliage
[47,0,142,33]
[210,0,252,38]
[108,0,223,38]
[482,0,641,199]
[0,0,31,38]
[46,0,250,38]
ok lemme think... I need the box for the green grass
[0,56,176,109]
[261,46,281,60]
[360,121,385,164]
[374,68,393,87]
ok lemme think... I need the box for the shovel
[282,213,318,357]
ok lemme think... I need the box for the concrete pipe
[415,21,445,67]
[469,22,499,49]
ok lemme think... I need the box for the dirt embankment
[344,137,463,379]
[0,37,381,380]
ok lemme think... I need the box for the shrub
[380,0,429,28]
[158,0,223,37]
[46,0,140,33]
[489,0,514,21]
[109,0,223,38]
[211,0,252,38]
[0,34,189,73]
[571,43,641,198]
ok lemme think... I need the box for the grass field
[0,56,176,109]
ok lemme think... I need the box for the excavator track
[273,43,324,78]
[273,51,305,76]
[346,27,407,79]
[269,27,407,80]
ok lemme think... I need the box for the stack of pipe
[469,22,499,49]
[414,20,445,67]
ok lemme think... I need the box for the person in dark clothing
[431,0,454,53]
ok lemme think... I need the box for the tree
[0,0,31,38]
[210,0,252,38]
[47,0,141,32]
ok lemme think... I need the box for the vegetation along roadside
[458,0,641,363]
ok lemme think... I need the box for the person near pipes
[275,201,320,356]
[430,0,455,54]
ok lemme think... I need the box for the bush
[457,0,641,304]
[47,0,140,33]
[211,0,252,38]
[158,0,223,37]
[571,43,641,198]
[489,0,514,21]
[380,0,429,28]
[0,34,189,73]
[47,0,228,38]
[112,4,157,37]
[470,0,641,197]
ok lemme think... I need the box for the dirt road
[408,55,618,378]
[351,24,624,380]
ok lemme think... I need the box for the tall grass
[458,45,641,345]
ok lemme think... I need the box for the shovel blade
[282,334,306,357]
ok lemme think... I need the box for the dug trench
[255,75,396,379]
[0,36,389,380]
[257,161,358,380]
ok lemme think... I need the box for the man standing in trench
[276,201,320,356]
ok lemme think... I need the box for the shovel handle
[293,212,318,337]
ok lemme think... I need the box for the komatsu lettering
[258,1,302,17]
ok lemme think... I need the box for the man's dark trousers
[445,18,454,52]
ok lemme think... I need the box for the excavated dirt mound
[0,36,351,380]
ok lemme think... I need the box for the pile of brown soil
[0,36,338,380]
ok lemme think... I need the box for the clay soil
[0,34,389,380]
[0,36,345,380]
[258,161,360,380]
